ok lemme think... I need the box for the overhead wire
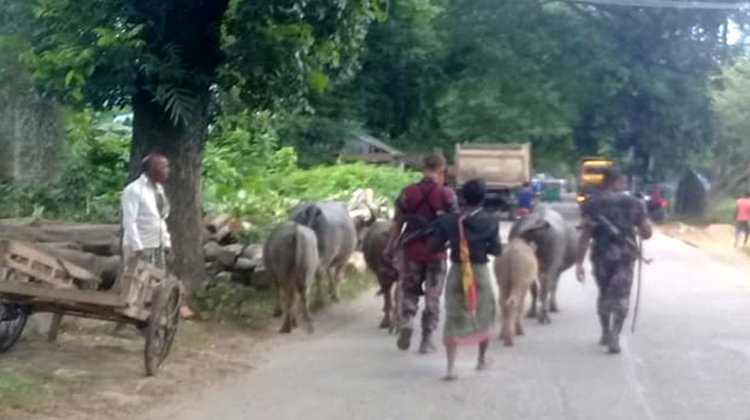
[561,0,750,10]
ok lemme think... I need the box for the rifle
[595,214,652,264]
[631,234,645,333]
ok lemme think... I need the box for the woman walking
[431,178,501,380]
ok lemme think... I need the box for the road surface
[141,202,750,420]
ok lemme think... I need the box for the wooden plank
[5,258,75,290]
[7,240,100,283]
[48,313,63,343]
[0,281,125,308]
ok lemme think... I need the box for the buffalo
[290,201,358,304]
[362,220,399,331]
[508,206,578,324]
[264,222,320,334]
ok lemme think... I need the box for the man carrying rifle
[385,154,458,353]
[576,167,652,354]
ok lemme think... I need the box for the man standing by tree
[386,154,458,353]
[576,167,652,354]
[122,154,172,272]
[117,153,191,335]
[734,191,750,248]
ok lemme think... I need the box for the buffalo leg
[272,279,283,318]
[313,267,326,306]
[515,290,527,336]
[329,265,343,303]
[389,280,402,334]
[549,271,561,313]
[500,296,514,347]
[537,272,552,325]
[298,283,314,334]
[526,282,538,318]
[279,288,293,334]
[379,278,392,329]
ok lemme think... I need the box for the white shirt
[121,174,171,251]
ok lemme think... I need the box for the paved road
[142,203,750,420]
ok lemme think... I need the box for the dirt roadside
[4,222,746,420]
[659,222,750,274]
[0,317,269,420]
[0,267,375,420]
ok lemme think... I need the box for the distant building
[338,134,405,168]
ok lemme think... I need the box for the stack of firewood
[0,215,270,288]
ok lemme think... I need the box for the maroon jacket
[396,177,457,263]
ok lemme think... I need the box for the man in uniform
[576,167,652,354]
[385,154,458,353]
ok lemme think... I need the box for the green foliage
[192,271,376,323]
[710,59,750,194]
[192,279,270,323]
[272,162,415,203]
[221,0,383,112]
[0,109,129,221]
[0,368,94,413]
[203,113,415,229]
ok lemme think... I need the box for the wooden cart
[0,239,182,376]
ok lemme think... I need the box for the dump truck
[576,156,615,204]
[453,142,532,219]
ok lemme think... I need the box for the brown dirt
[0,266,374,420]
[660,222,750,273]
[0,316,273,420]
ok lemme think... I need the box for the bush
[203,111,417,231]
[0,109,129,221]
[2,108,416,231]
[711,197,736,224]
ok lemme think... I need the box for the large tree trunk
[129,87,210,290]
[126,0,230,291]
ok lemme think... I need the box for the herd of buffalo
[263,199,579,345]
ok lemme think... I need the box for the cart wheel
[0,303,29,353]
[144,282,181,376]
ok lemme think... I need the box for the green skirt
[443,263,496,346]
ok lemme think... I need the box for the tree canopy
[2,0,749,285]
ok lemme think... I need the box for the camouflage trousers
[400,260,446,335]
[593,257,636,320]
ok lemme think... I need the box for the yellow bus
[576,157,615,204]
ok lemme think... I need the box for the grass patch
[192,280,275,326]
[0,369,95,413]
[193,270,376,322]
[338,271,377,301]
[172,320,216,352]
[672,197,735,226]
[712,197,736,224]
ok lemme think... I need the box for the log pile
[0,215,270,289]
[0,188,389,290]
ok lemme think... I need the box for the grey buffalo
[508,206,578,324]
[362,220,399,330]
[264,222,320,334]
[290,200,358,304]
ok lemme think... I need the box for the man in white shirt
[114,154,191,336]
[121,153,172,267]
